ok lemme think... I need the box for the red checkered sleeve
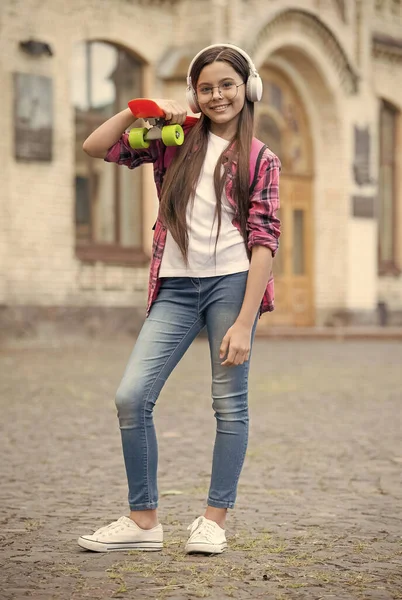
[104,133,159,168]
[247,152,281,256]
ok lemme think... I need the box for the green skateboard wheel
[128,127,150,149]
[162,124,184,146]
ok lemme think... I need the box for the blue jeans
[115,271,257,510]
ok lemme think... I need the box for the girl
[78,44,280,555]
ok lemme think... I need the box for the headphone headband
[186,43,259,87]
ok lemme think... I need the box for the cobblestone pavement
[1,336,402,600]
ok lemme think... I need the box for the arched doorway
[256,67,314,327]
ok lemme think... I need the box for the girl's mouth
[210,104,230,113]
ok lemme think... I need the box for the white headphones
[186,43,263,114]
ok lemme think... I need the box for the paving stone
[1,338,402,599]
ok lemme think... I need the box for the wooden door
[255,67,315,328]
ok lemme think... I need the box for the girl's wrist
[124,107,137,124]
[234,316,254,330]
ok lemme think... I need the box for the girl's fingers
[234,351,246,366]
[224,349,249,367]
[163,101,187,125]
[219,334,230,360]
[172,101,187,123]
[222,349,239,367]
[154,99,187,124]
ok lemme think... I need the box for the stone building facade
[0,0,401,332]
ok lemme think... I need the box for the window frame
[378,99,400,276]
[74,41,149,267]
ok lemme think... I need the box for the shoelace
[94,516,128,536]
[188,517,218,542]
[187,516,202,533]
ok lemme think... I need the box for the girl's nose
[211,86,223,100]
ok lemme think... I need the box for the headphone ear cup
[186,86,200,114]
[246,74,263,103]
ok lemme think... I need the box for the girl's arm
[83,108,137,159]
[83,101,187,159]
[235,245,273,328]
[220,153,281,367]
[219,246,272,366]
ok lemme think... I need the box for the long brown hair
[159,46,255,263]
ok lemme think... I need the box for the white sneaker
[78,516,163,552]
[185,516,227,554]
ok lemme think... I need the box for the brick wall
[1,0,402,326]
[0,0,177,309]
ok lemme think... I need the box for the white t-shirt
[159,132,250,278]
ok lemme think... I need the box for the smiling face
[195,60,246,140]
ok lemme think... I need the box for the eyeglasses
[196,81,245,104]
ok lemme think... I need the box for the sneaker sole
[185,542,227,555]
[78,537,163,552]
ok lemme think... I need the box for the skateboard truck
[127,98,185,149]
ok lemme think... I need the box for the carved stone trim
[372,33,402,62]
[248,9,359,95]
[333,0,347,22]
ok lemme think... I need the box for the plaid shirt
[105,120,281,316]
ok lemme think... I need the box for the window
[378,100,398,273]
[293,209,305,275]
[73,41,147,264]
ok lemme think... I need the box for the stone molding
[333,0,346,23]
[248,9,359,95]
[372,32,402,63]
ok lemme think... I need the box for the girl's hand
[219,322,252,367]
[152,99,187,125]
